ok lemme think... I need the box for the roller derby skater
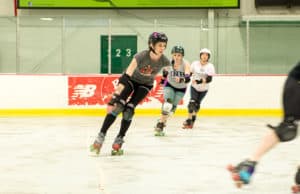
[90,32,170,156]
[182,48,215,129]
[227,62,300,192]
[154,45,190,136]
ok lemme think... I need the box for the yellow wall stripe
[0,108,282,117]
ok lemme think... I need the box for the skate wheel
[111,149,124,156]
[154,131,165,136]
[232,173,240,181]
[90,144,100,155]
[292,185,300,193]
[235,181,243,188]
[227,164,235,172]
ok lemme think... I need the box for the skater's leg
[251,76,300,161]
[100,77,134,135]
[117,84,152,138]
[249,130,279,161]
[159,86,175,123]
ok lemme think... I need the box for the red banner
[68,75,165,106]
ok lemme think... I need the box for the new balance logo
[71,84,97,99]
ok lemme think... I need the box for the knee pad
[268,121,298,142]
[296,167,300,184]
[188,100,199,113]
[110,99,126,116]
[123,103,135,121]
[162,100,173,115]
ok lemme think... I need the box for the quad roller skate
[111,136,124,156]
[182,119,194,129]
[90,132,105,155]
[227,160,257,188]
[154,122,165,136]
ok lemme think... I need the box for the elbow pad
[162,69,168,78]
[206,75,212,83]
[195,79,203,84]
[184,74,191,83]
[119,73,130,85]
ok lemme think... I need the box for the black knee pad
[123,103,135,121]
[296,167,300,184]
[268,121,298,142]
[188,100,199,113]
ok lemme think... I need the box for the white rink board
[0,75,286,109]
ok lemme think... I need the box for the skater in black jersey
[90,32,170,155]
[227,62,300,193]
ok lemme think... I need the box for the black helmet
[171,45,184,56]
[148,32,168,46]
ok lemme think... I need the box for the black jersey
[289,62,300,80]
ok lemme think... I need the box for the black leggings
[190,86,208,106]
[99,79,152,137]
[283,76,300,121]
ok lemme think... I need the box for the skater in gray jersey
[90,32,171,155]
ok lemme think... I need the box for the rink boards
[0,74,285,116]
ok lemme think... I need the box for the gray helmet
[171,45,184,56]
[148,32,168,46]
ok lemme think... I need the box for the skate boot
[90,132,105,155]
[154,122,165,136]
[227,160,257,188]
[182,119,194,129]
[111,136,124,156]
[292,167,300,194]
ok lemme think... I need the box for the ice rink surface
[0,116,299,194]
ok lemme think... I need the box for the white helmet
[199,48,211,59]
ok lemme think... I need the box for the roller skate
[182,119,194,129]
[154,122,165,136]
[111,136,124,156]
[292,185,300,194]
[90,132,105,155]
[292,167,300,193]
[227,160,257,188]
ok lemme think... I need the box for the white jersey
[190,61,215,92]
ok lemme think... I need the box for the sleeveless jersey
[166,59,189,89]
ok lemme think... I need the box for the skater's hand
[175,76,181,83]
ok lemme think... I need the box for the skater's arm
[125,58,137,76]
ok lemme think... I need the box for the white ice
[0,116,299,194]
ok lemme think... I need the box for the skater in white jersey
[182,48,215,129]
[154,45,191,136]
[90,32,170,155]
[227,62,300,193]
